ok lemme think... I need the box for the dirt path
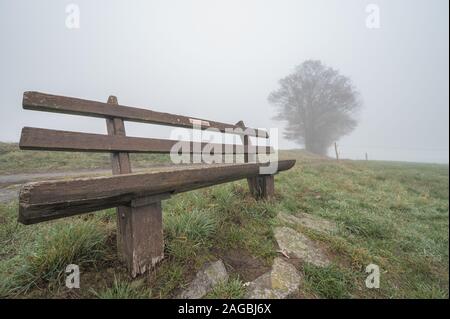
[0,169,114,203]
[0,169,113,186]
[0,164,201,203]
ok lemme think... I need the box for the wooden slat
[237,120,259,196]
[105,96,165,277]
[105,96,133,267]
[18,160,296,225]
[105,96,132,174]
[19,127,273,154]
[23,91,269,138]
[128,201,164,277]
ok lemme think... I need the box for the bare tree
[269,60,362,156]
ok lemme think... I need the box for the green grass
[165,209,217,244]
[0,142,169,174]
[91,277,151,299]
[150,261,187,298]
[164,209,217,262]
[302,264,356,299]
[0,210,113,297]
[205,277,246,299]
[0,147,448,299]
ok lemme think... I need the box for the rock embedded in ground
[178,260,228,299]
[245,257,301,299]
[277,212,337,234]
[219,249,270,282]
[274,226,330,267]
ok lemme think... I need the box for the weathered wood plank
[19,127,273,154]
[23,91,269,138]
[252,175,275,199]
[237,120,260,197]
[106,96,132,175]
[105,96,165,277]
[127,200,164,277]
[105,96,134,269]
[18,160,295,225]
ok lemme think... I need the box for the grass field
[0,142,169,174]
[0,143,448,298]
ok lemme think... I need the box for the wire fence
[330,144,449,164]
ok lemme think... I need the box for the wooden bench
[17,91,296,277]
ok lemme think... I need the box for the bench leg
[116,199,165,277]
[248,175,275,199]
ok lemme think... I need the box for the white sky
[0,0,448,163]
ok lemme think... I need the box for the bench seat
[19,160,295,225]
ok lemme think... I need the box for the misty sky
[0,0,448,163]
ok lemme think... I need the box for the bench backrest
[20,92,273,159]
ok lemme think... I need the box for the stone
[178,260,228,299]
[277,212,337,234]
[245,258,301,299]
[274,226,330,267]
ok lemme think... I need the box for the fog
[0,0,448,163]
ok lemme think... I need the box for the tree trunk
[305,140,328,156]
